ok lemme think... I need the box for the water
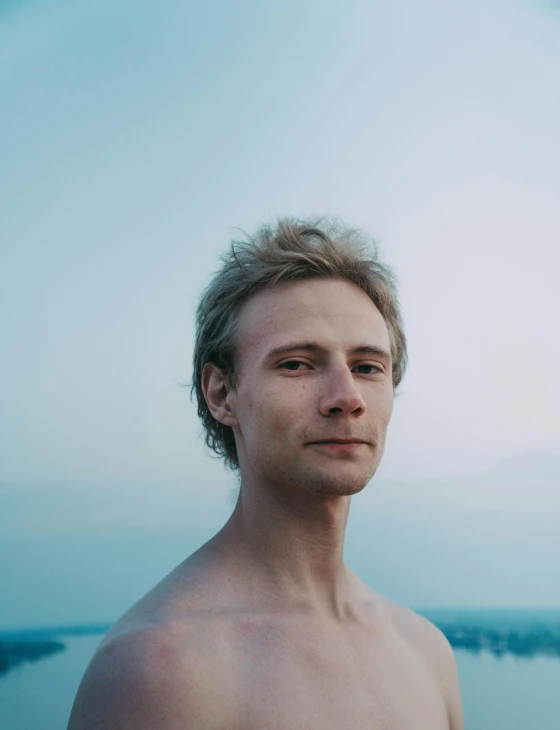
[457,650,560,729]
[0,635,102,730]
[1,632,560,729]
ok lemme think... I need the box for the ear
[201,363,238,427]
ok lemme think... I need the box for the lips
[310,439,369,445]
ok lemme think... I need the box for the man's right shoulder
[67,620,220,730]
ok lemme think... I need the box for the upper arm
[388,604,464,730]
[67,628,200,730]
[439,632,464,730]
[422,620,465,730]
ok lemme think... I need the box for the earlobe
[201,363,238,427]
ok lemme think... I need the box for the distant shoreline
[0,624,111,677]
[0,639,66,676]
[1,611,560,677]
[419,608,560,660]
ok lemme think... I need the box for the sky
[1,0,559,629]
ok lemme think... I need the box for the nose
[319,364,366,417]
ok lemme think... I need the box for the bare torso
[88,553,450,730]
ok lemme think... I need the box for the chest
[204,619,449,730]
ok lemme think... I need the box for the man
[68,217,464,729]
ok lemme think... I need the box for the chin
[321,470,373,497]
[281,461,375,498]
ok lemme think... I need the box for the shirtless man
[68,218,464,729]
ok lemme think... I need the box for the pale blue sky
[1,0,559,628]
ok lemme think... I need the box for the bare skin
[68,278,464,729]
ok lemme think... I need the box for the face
[208,278,395,497]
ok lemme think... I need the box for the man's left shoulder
[388,602,464,730]
[388,602,451,662]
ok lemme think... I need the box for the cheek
[236,381,277,432]
[240,381,304,446]
[369,386,394,425]
[260,389,297,434]
[382,392,395,425]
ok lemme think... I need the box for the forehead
[235,278,391,361]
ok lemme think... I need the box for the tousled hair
[191,216,407,471]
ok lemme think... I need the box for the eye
[278,360,310,371]
[354,364,383,375]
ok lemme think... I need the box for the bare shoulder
[68,540,240,728]
[67,619,220,730]
[387,601,464,730]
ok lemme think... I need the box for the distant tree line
[437,623,560,659]
[0,639,66,676]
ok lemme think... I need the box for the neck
[211,472,357,620]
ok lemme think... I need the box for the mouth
[308,439,370,453]
[310,439,369,445]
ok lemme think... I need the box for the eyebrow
[265,342,392,362]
